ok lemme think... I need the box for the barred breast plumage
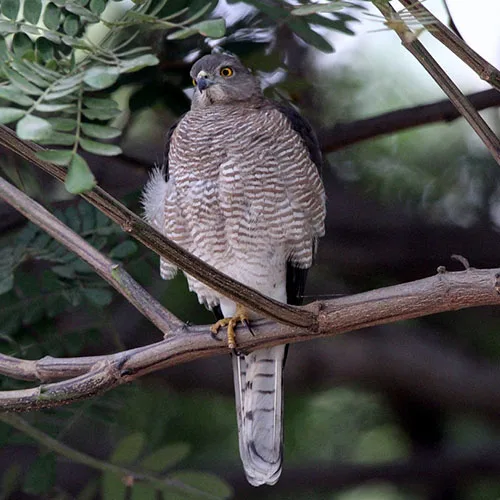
[165,102,324,308]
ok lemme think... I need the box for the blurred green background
[1,0,500,499]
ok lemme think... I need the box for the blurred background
[1,0,500,498]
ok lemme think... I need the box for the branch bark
[1,266,500,411]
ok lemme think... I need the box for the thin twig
[399,0,500,90]
[373,1,500,165]
[0,414,220,499]
[0,175,184,335]
[0,124,312,329]
[1,266,500,411]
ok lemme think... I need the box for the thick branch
[0,125,311,329]
[318,88,500,152]
[373,2,500,165]
[1,267,500,411]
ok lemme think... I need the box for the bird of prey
[143,53,325,486]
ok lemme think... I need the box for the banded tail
[232,345,286,486]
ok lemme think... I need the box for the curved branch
[1,266,500,411]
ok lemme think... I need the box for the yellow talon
[210,304,250,351]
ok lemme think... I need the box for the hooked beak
[197,76,214,92]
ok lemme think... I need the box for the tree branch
[400,0,500,91]
[2,266,500,411]
[318,88,500,152]
[0,124,312,329]
[373,1,500,165]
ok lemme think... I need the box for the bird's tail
[232,345,286,486]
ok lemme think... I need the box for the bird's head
[190,53,262,108]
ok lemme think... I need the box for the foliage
[3,1,497,499]
[0,0,362,193]
[0,200,136,340]
[0,0,227,193]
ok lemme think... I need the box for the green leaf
[286,17,334,52]
[4,66,43,95]
[82,107,121,120]
[169,18,226,40]
[65,154,96,193]
[24,0,43,23]
[16,115,52,140]
[0,86,33,105]
[39,131,75,146]
[80,138,122,156]
[83,287,113,306]
[63,13,80,36]
[110,433,145,465]
[0,107,25,124]
[167,471,232,499]
[83,66,120,90]
[61,34,91,49]
[130,483,156,500]
[23,454,56,495]
[45,85,80,100]
[101,472,126,500]
[81,123,121,139]
[83,96,119,109]
[43,2,61,30]
[0,274,14,295]
[89,0,106,15]
[65,3,99,22]
[12,32,33,57]
[292,2,351,15]
[109,240,137,259]
[194,18,226,38]
[51,264,75,278]
[120,54,159,73]
[37,149,73,165]
[139,443,190,473]
[48,117,77,131]
[35,37,55,62]
[10,60,52,87]
[2,0,20,20]
[36,102,75,112]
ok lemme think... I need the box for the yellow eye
[192,78,196,86]
[220,66,233,77]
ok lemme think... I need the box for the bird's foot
[210,304,251,354]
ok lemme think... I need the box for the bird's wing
[272,100,325,303]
